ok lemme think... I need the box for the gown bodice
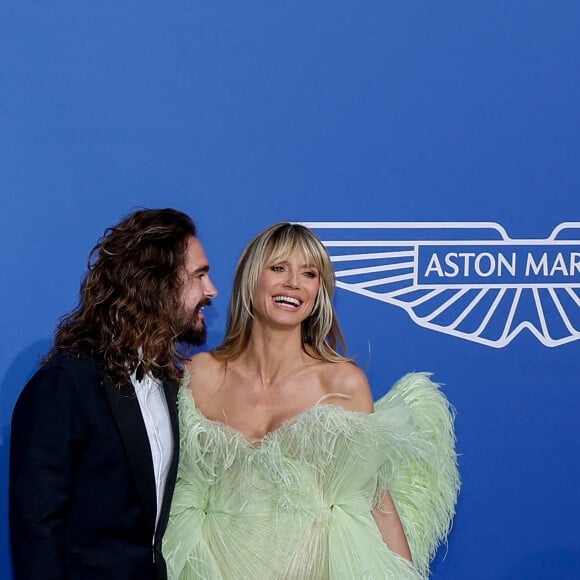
[163,373,459,579]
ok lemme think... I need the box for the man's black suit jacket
[9,353,180,580]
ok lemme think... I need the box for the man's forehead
[185,237,210,270]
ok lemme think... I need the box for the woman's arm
[372,490,413,562]
[326,363,413,562]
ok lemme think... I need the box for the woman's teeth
[274,296,300,307]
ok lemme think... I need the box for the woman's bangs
[261,226,330,276]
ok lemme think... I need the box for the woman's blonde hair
[213,223,349,362]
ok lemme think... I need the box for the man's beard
[176,299,210,346]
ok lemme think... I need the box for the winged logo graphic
[300,222,580,348]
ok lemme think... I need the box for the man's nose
[205,277,218,297]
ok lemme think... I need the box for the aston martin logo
[301,222,580,348]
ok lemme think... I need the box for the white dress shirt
[130,367,174,530]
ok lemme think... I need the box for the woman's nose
[283,270,299,289]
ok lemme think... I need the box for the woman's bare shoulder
[184,352,224,391]
[186,351,218,370]
[319,361,374,413]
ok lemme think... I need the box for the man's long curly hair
[46,208,197,384]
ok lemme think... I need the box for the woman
[164,223,459,579]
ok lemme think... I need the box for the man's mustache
[195,298,212,312]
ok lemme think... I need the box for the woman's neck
[240,324,312,388]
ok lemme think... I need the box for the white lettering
[459,252,476,276]
[526,253,548,276]
[425,248,580,281]
[571,253,580,276]
[549,252,568,276]
[444,253,460,277]
[474,253,495,277]
[424,254,444,277]
[498,252,517,276]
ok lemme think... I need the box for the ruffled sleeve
[372,372,460,578]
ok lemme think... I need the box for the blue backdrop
[2,3,579,578]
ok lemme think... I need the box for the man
[9,208,217,579]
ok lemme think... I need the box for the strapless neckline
[179,385,361,448]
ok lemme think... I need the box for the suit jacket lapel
[155,377,180,540]
[103,376,157,533]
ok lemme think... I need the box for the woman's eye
[271,265,285,272]
[303,271,317,279]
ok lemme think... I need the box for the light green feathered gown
[163,373,459,579]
